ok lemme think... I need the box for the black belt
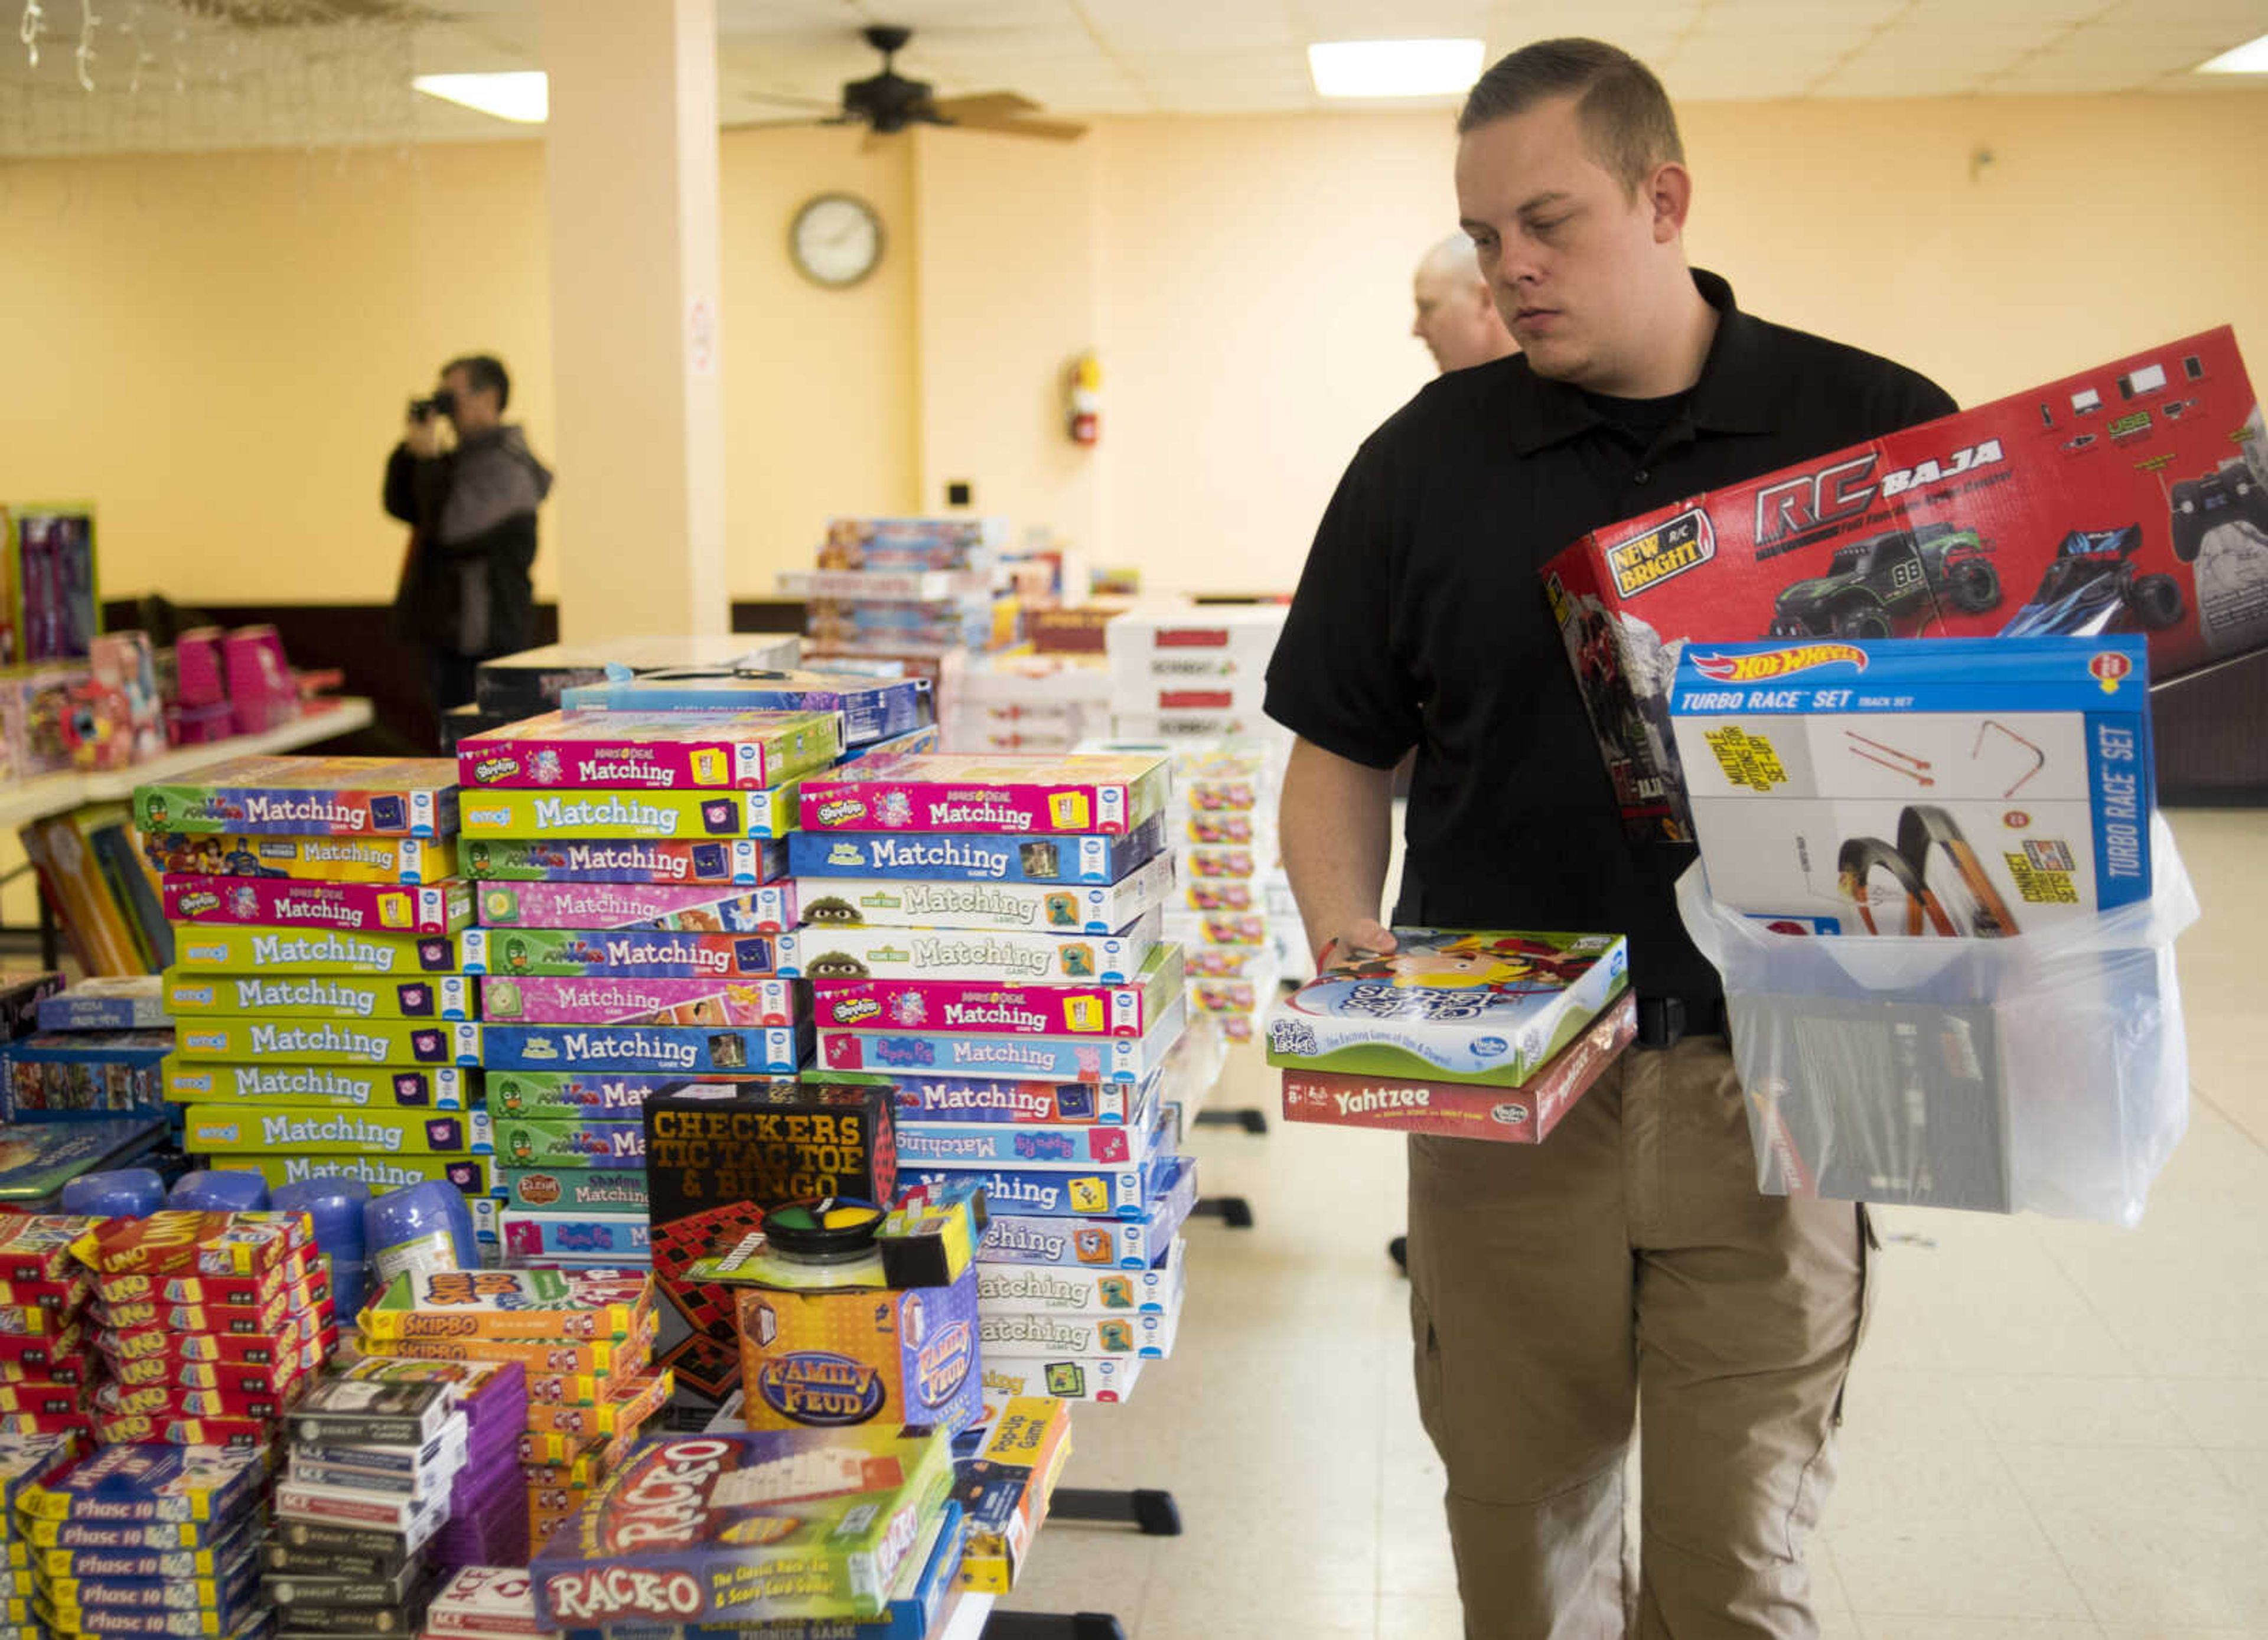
[1633,995,1727,1050]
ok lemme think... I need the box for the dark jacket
[386,426,553,658]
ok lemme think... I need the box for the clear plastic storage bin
[1677,814,2197,1227]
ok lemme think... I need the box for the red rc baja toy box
[1543,327,2267,842]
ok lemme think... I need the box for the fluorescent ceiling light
[2197,32,2268,73]
[1308,38,1484,99]
[414,71,549,123]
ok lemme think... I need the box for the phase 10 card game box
[1666,635,2154,933]
[1281,992,1637,1143]
[1265,930,1628,1089]
[132,757,459,839]
[1543,325,2263,843]
[798,754,1169,837]
[528,1427,954,1626]
[456,709,841,792]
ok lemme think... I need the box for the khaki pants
[1405,1033,1871,1640]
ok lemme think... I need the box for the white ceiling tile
[1291,0,1492,38]
[1079,0,1302,55]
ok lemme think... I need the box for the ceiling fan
[727,24,1086,145]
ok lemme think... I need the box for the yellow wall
[4,89,2267,607]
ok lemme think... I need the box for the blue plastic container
[167,1169,271,1212]
[59,1167,165,1218]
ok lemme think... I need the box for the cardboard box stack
[135,757,498,1238]
[74,1209,334,1450]
[786,515,1014,666]
[1,976,172,1125]
[354,1267,669,1553]
[268,1354,528,1612]
[0,1431,87,1603]
[0,1220,102,1441]
[17,1444,269,1640]
[454,635,803,747]
[786,751,1198,1411]
[451,708,839,1270]
[947,653,1112,755]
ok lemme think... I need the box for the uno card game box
[976,1239,1185,1316]
[459,709,839,792]
[492,1118,643,1169]
[0,1218,86,1286]
[480,976,794,1028]
[458,928,783,980]
[171,1020,480,1067]
[457,787,800,843]
[796,853,1169,938]
[1543,326,2263,843]
[777,911,1161,987]
[818,996,1186,1085]
[132,758,459,839]
[169,928,460,976]
[359,1269,653,1342]
[141,832,457,886]
[1666,636,2154,933]
[977,1153,1195,1270]
[462,837,785,887]
[885,1073,1145,1125]
[487,1070,786,1118]
[468,882,794,935]
[499,1169,648,1215]
[1265,930,1628,1088]
[475,1023,806,1077]
[735,1267,982,1436]
[798,753,1168,837]
[76,1212,305,1281]
[1282,990,1638,1144]
[812,943,1182,1039]
[161,878,473,937]
[180,1106,491,1157]
[787,815,1166,886]
[528,1429,953,1626]
[160,973,475,1022]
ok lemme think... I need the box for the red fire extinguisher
[1068,352,1101,446]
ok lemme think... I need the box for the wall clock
[791,193,884,289]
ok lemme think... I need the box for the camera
[409,389,457,422]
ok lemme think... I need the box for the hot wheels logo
[1690,644,1869,683]
[755,1351,886,1424]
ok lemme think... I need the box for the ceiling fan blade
[732,89,845,111]
[930,92,1040,120]
[945,112,1087,142]
[722,117,835,130]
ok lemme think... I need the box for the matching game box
[458,710,842,792]
[462,838,785,888]
[133,758,458,839]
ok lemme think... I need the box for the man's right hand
[404,416,442,459]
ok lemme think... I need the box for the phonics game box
[1544,326,2263,841]
[1666,636,2154,933]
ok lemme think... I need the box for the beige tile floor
[1000,808,2268,1639]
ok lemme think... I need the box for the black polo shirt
[1265,270,1956,1003]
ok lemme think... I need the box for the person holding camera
[384,354,553,716]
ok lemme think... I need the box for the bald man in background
[1412,232,1518,372]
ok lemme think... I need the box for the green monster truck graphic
[1768,523,2002,640]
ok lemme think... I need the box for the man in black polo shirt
[1265,39,1956,1638]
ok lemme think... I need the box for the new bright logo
[1692,643,1869,683]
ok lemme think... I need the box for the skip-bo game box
[1544,327,2263,841]
[1666,635,2155,933]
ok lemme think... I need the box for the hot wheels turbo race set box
[1666,636,2155,934]
[1545,327,2266,841]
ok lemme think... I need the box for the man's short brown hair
[1458,39,1683,196]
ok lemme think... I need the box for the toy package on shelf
[797,753,1169,837]
[1544,326,2266,843]
[1265,930,1630,1088]
[1666,636,2155,934]
[132,758,459,839]
[1,506,99,665]
[471,635,802,720]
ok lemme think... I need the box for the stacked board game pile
[0,1433,87,1612]
[136,758,496,1240]
[0,978,171,1125]
[269,1354,529,1617]
[355,1269,667,1552]
[18,1443,271,1640]
[786,515,1015,675]
[76,1211,334,1449]
[1267,929,1640,1146]
[1102,602,1288,748]
[788,752,1198,1410]
[0,1222,100,1440]
[445,634,801,750]
[451,707,843,1269]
